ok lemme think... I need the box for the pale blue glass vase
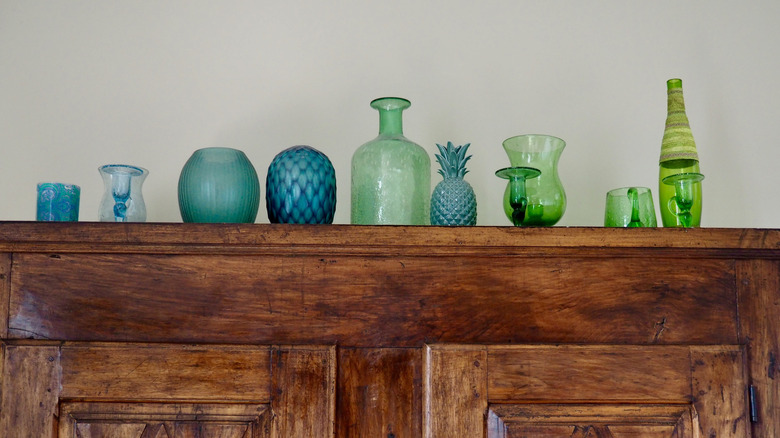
[178,147,260,223]
[98,165,147,222]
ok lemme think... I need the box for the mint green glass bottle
[351,97,431,225]
[659,79,703,227]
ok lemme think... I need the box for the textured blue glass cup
[36,182,80,221]
[266,145,336,224]
[178,147,261,223]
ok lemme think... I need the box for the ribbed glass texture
[351,97,430,225]
[178,147,260,223]
[266,145,336,224]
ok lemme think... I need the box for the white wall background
[1,0,778,227]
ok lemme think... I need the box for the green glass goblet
[661,172,705,228]
[495,166,541,226]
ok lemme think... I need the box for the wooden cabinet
[0,224,777,437]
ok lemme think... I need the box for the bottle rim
[667,78,683,89]
[370,97,411,111]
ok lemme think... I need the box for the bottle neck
[378,108,404,136]
[660,79,698,164]
[667,88,687,115]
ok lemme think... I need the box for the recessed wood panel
[488,345,692,402]
[9,253,738,346]
[338,348,422,437]
[60,344,272,401]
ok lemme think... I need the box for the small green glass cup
[604,187,657,227]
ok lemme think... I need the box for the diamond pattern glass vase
[266,145,336,224]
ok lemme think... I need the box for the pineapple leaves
[434,141,472,179]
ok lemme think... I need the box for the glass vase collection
[30,84,706,227]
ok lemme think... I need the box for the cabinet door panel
[1,343,334,438]
[424,344,749,438]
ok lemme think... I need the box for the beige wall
[1,1,777,227]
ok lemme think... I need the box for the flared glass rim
[606,186,653,197]
[502,134,566,153]
[661,171,705,185]
[370,97,411,111]
[98,164,148,177]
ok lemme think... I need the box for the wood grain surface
[9,253,738,346]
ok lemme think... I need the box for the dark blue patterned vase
[266,145,336,224]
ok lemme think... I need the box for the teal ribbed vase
[178,147,260,223]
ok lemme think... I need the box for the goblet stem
[495,166,541,227]
[508,176,529,226]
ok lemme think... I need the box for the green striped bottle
[659,78,703,227]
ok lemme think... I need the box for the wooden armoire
[0,223,777,437]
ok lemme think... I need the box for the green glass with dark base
[662,172,705,228]
[500,135,566,226]
[659,79,703,227]
[495,166,541,226]
[351,97,430,225]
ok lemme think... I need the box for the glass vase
[266,145,337,224]
[351,97,430,225]
[98,165,148,222]
[178,147,260,223]
[501,134,566,226]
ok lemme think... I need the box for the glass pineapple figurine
[430,142,477,226]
